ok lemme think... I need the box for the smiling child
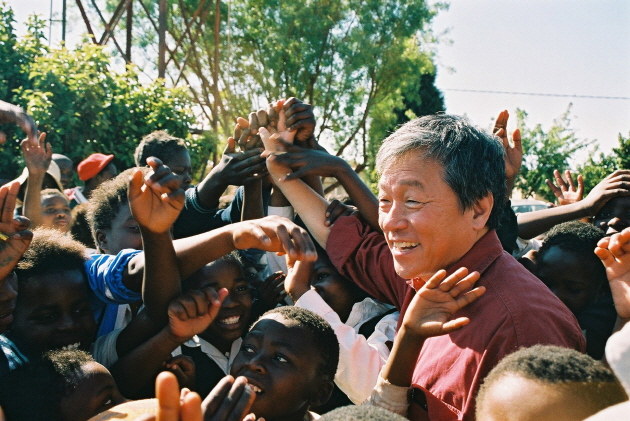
[231,306,340,421]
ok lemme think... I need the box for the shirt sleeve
[295,290,394,404]
[326,215,408,308]
[85,249,143,304]
[362,371,410,416]
[91,328,123,368]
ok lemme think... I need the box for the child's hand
[128,157,185,234]
[401,267,486,339]
[264,142,343,180]
[254,271,287,310]
[230,215,317,262]
[284,252,317,302]
[493,110,522,181]
[582,170,630,216]
[0,182,33,280]
[546,169,584,206]
[595,228,630,318]
[208,137,267,186]
[163,354,196,391]
[0,100,38,146]
[20,132,51,176]
[283,98,316,148]
[324,199,356,227]
[167,287,229,342]
[201,375,258,421]
[259,101,296,153]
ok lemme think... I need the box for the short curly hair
[134,131,188,167]
[538,221,608,293]
[476,345,627,418]
[257,306,339,381]
[16,228,86,281]
[86,167,148,248]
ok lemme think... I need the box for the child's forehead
[21,270,88,296]
[250,314,314,344]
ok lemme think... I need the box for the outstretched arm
[0,100,38,146]
[518,170,630,239]
[20,132,51,229]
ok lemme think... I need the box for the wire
[443,88,630,100]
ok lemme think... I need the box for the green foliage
[0,4,199,180]
[120,0,444,173]
[577,132,630,194]
[515,106,592,202]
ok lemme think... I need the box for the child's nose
[244,354,267,374]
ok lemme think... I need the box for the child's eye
[235,285,249,293]
[74,306,92,316]
[274,354,289,363]
[316,273,329,282]
[35,313,57,324]
[242,344,255,354]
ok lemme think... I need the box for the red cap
[77,153,115,181]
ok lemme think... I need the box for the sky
[8,0,630,164]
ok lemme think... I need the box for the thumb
[128,168,145,200]
[224,137,236,154]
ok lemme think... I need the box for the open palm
[0,182,32,279]
[595,229,630,318]
[402,268,486,338]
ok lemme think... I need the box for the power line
[443,88,630,100]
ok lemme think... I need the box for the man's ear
[308,379,334,409]
[471,193,494,230]
[95,230,108,253]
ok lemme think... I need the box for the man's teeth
[61,343,80,351]
[393,242,419,250]
[220,316,240,325]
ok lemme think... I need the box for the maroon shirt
[327,215,585,421]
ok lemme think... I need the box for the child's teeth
[221,316,240,325]
[250,385,262,394]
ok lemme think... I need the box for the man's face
[41,195,72,233]
[378,153,485,280]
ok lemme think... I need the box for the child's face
[230,314,330,421]
[0,272,18,334]
[536,246,602,314]
[163,149,192,191]
[593,196,630,236]
[97,204,142,255]
[59,361,126,421]
[310,256,358,323]
[477,374,604,421]
[9,269,96,357]
[189,260,252,350]
[41,195,72,233]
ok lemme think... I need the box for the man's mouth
[392,241,419,251]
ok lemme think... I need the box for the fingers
[453,286,486,309]
[267,103,279,128]
[181,391,203,421]
[256,109,268,128]
[128,168,146,201]
[203,376,255,421]
[224,137,237,155]
[554,169,568,191]
[565,170,576,190]
[512,128,522,151]
[0,182,19,224]
[424,270,447,289]
[156,372,181,421]
[545,178,562,196]
[145,157,185,196]
[202,375,235,415]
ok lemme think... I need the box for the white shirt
[295,290,399,404]
[173,336,242,374]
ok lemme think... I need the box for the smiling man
[266,113,586,421]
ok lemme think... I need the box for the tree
[577,132,630,194]
[515,105,592,202]
[97,0,445,174]
[0,6,199,181]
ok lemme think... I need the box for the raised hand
[284,251,317,302]
[401,268,485,338]
[0,100,38,146]
[594,228,630,318]
[546,169,584,206]
[493,110,522,181]
[254,271,287,310]
[0,182,33,280]
[128,157,185,234]
[229,215,317,262]
[167,287,229,342]
[208,138,267,186]
[283,98,316,147]
[20,132,51,176]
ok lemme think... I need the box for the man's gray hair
[376,114,506,230]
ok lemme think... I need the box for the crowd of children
[0,97,629,420]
